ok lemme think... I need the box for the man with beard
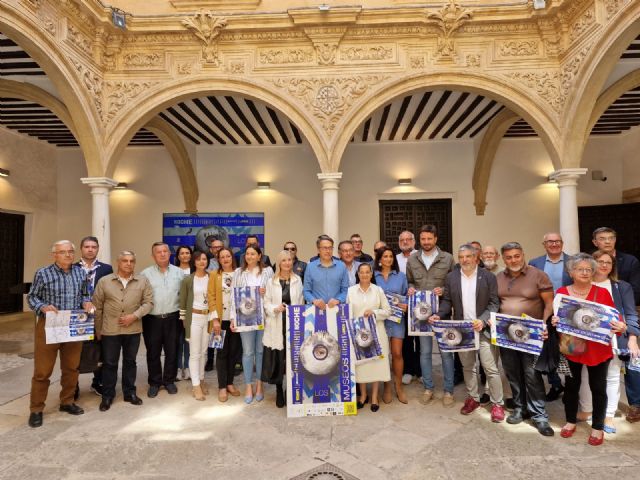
[496,242,554,436]
[481,246,503,275]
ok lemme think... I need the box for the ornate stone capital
[80,177,118,191]
[548,168,588,187]
[426,0,473,59]
[317,172,343,190]
[182,11,227,65]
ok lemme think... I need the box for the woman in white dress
[347,263,392,412]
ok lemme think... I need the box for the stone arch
[561,4,640,167]
[145,116,199,213]
[0,9,104,175]
[104,78,327,177]
[329,72,562,173]
[587,69,640,135]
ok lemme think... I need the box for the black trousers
[101,333,141,400]
[142,313,178,387]
[216,320,242,389]
[564,358,610,431]
[402,316,421,376]
[500,347,548,422]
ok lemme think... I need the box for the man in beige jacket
[92,251,153,411]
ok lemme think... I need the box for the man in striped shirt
[27,240,93,428]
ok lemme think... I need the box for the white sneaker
[402,374,413,385]
[183,368,191,380]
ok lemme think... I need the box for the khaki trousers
[459,335,504,405]
[30,316,82,413]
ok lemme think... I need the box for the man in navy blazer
[76,236,113,398]
[429,244,505,422]
[592,227,640,305]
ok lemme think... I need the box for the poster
[208,329,226,349]
[45,310,94,344]
[385,293,406,324]
[232,286,264,332]
[286,304,357,418]
[163,213,265,262]
[408,290,438,336]
[490,312,545,355]
[346,315,383,365]
[553,294,618,346]
[432,320,479,352]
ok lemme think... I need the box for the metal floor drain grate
[290,463,360,480]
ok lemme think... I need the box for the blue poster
[553,294,618,346]
[232,286,264,332]
[432,320,479,352]
[385,293,406,324]
[162,213,265,261]
[408,290,438,336]
[346,315,384,365]
[286,304,357,418]
[490,313,545,355]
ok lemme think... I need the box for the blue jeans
[419,336,455,393]
[240,329,264,385]
[625,365,640,407]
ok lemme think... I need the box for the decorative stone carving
[60,0,93,28]
[67,24,93,56]
[498,40,539,57]
[70,59,103,117]
[177,62,193,75]
[410,55,425,69]
[426,0,473,58]
[506,71,562,113]
[560,44,592,98]
[339,46,393,62]
[40,14,56,35]
[537,17,563,57]
[123,52,164,68]
[22,0,43,10]
[315,43,339,65]
[569,6,595,42]
[258,48,313,65]
[122,33,195,44]
[605,0,630,20]
[103,81,159,125]
[466,54,481,68]
[182,11,227,65]
[227,61,245,74]
[347,26,430,39]
[271,75,388,136]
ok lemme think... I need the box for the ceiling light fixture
[0,168,9,177]
[114,182,128,189]
[257,181,271,190]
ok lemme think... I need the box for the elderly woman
[262,250,304,408]
[347,263,392,412]
[576,250,640,433]
[553,253,626,446]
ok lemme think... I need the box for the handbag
[78,340,101,374]
[559,333,587,356]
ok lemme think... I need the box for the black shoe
[545,385,564,402]
[165,383,178,394]
[90,384,103,396]
[234,363,243,375]
[74,383,80,401]
[276,385,285,408]
[522,410,532,420]
[148,385,160,398]
[28,412,43,428]
[535,421,555,437]
[99,398,112,412]
[357,397,369,409]
[59,403,84,415]
[505,398,516,411]
[205,359,214,372]
[371,403,380,413]
[479,393,491,406]
[124,394,143,406]
[507,408,523,424]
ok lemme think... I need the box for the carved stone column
[317,172,343,242]
[80,177,118,263]
[548,168,587,255]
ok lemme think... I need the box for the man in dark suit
[528,232,570,401]
[592,227,640,305]
[429,243,504,422]
[76,236,113,397]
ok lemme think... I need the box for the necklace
[570,285,590,296]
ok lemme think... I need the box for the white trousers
[578,355,621,418]
[188,314,209,387]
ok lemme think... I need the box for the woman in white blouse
[231,245,274,404]
[263,250,304,408]
[347,263,392,412]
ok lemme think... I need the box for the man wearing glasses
[592,227,640,305]
[303,235,349,309]
[350,234,373,263]
[283,241,307,281]
[206,238,225,272]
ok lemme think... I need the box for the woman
[175,246,192,381]
[553,253,626,445]
[374,246,409,404]
[347,262,392,412]
[207,247,242,402]
[263,250,304,408]
[179,250,211,401]
[577,250,640,433]
[231,245,274,404]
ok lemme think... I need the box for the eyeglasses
[284,247,296,251]
[597,260,613,266]
[54,250,75,256]
[575,268,593,274]
[544,240,562,245]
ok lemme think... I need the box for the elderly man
[303,235,349,309]
[429,244,504,421]
[93,251,153,411]
[592,227,640,304]
[27,240,93,428]
[481,246,503,275]
[497,241,554,436]
[206,238,224,272]
[406,224,456,406]
[141,242,184,397]
[338,240,360,287]
[350,233,373,263]
[396,230,418,274]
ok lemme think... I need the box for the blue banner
[490,313,545,355]
[232,286,264,332]
[346,314,384,364]
[553,294,617,346]
[432,320,479,352]
[408,290,438,336]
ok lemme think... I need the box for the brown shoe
[420,389,433,405]
[192,385,206,401]
[218,388,228,403]
[627,405,640,423]
[382,382,392,404]
[227,384,241,396]
[201,380,210,395]
[395,382,408,404]
[443,392,455,407]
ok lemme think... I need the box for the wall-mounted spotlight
[114,182,128,189]
[257,181,271,190]
[533,0,546,10]
[318,4,331,11]
[111,8,127,30]
[0,168,9,177]
[398,178,412,186]
[591,170,607,182]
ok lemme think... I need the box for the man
[396,230,420,385]
[284,241,307,281]
[373,240,387,258]
[338,240,360,287]
[140,242,184,397]
[406,225,455,406]
[496,242,554,436]
[529,232,571,402]
[350,234,373,263]
[592,227,640,304]
[76,236,113,398]
[303,235,349,308]
[92,251,153,411]
[206,238,224,272]
[26,240,93,428]
[235,234,273,269]
[429,244,504,422]
[481,245,503,275]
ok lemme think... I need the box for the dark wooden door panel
[0,212,25,313]
[578,203,640,259]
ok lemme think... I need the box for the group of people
[25,226,640,446]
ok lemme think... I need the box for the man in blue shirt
[303,235,349,308]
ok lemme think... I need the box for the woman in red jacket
[553,253,626,446]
